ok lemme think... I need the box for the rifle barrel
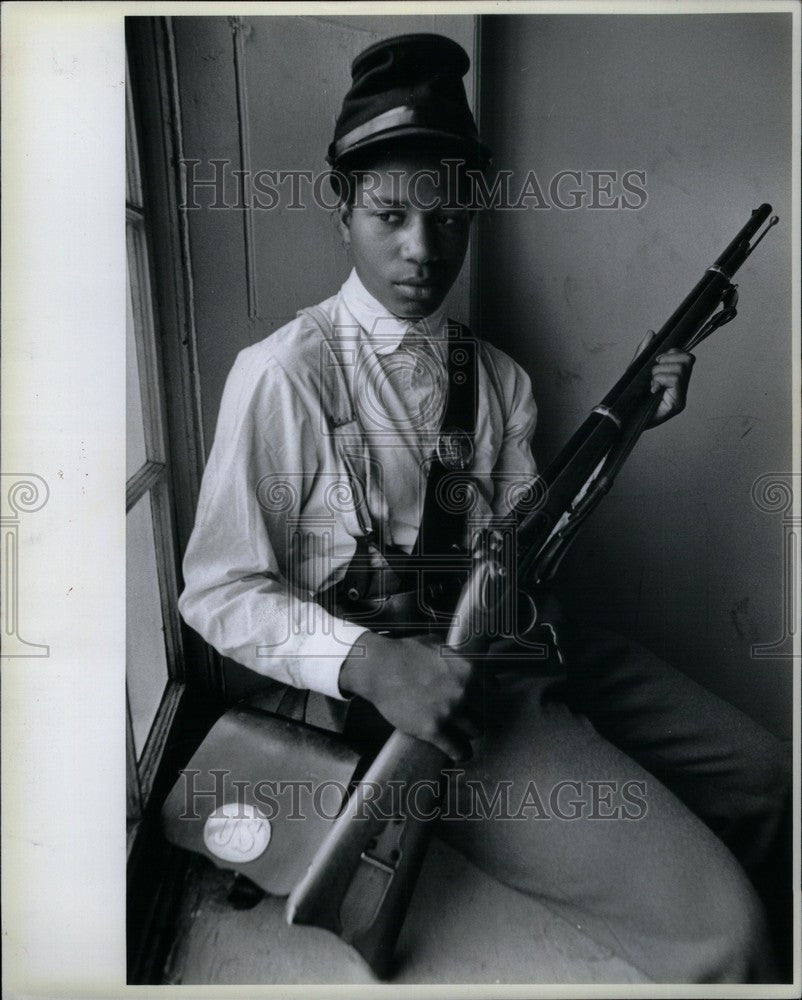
[517,204,774,553]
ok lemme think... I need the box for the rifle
[286,204,779,978]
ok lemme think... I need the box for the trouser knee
[676,857,775,983]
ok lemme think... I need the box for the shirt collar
[340,268,448,355]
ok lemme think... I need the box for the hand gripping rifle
[286,205,779,978]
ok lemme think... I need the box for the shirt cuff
[295,622,372,701]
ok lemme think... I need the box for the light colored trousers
[436,626,790,984]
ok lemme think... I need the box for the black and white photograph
[2,3,800,996]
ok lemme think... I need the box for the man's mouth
[394,278,441,292]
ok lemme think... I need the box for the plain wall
[477,14,794,737]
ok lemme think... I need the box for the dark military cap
[328,33,492,168]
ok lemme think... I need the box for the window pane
[126,249,148,479]
[126,56,143,206]
[127,492,169,757]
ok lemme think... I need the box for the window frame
[126,17,221,983]
[126,58,187,830]
[125,17,217,846]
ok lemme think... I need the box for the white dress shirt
[179,270,538,699]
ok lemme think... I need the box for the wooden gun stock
[287,574,497,978]
[287,730,446,979]
[286,204,779,977]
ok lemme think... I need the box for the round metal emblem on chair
[203,802,272,863]
[436,428,474,471]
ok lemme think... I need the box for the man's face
[338,148,473,319]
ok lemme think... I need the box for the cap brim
[329,125,492,168]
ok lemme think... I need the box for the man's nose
[401,214,439,263]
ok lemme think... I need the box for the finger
[650,383,684,408]
[488,649,536,678]
[655,347,695,362]
[650,390,684,424]
[449,707,482,741]
[634,329,656,360]
[653,354,695,373]
[443,719,476,763]
[428,727,472,764]
[481,639,519,680]
[652,360,694,378]
[486,635,521,656]
[651,371,687,391]
[650,364,688,381]
[413,633,442,650]
[493,667,540,692]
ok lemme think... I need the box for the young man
[179,34,789,982]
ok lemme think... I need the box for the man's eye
[376,211,402,223]
[436,213,463,226]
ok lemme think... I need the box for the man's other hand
[634,329,696,427]
[339,631,480,761]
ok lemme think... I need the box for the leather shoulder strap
[412,321,478,559]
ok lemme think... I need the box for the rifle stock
[287,571,498,976]
[286,204,778,977]
[287,730,446,978]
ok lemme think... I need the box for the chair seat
[163,836,647,984]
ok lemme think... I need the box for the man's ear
[337,203,352,247]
